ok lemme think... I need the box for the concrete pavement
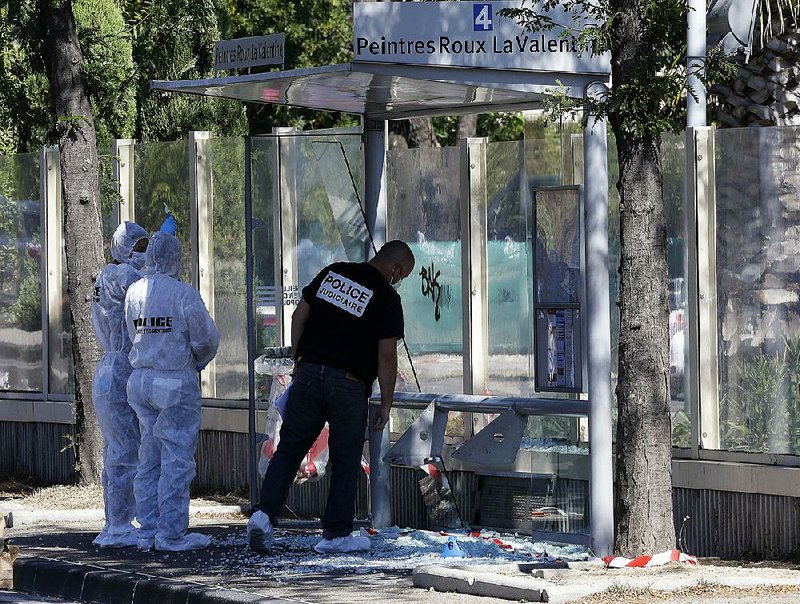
[7,518,800,603]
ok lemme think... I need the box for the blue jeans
[256,362,369,539]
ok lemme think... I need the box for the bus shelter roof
[150,61,610,120]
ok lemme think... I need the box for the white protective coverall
[125,232,220,551]
[91,221,149,548]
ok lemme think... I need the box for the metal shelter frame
[151,60,614,555]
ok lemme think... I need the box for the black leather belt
[297,358,364,384]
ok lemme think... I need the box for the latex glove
[160,213,177,236]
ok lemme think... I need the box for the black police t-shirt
[296,262,404,383]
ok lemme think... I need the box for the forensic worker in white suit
[124,232,219,552]
[91,221,149,548]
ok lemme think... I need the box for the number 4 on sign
[473,3,493,31]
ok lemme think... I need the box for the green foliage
[7,255,41,331]
[433,113,526,147]
[498,0,736,139]
[720,339,800,453]
[0,198,21,297]
[97,151,121,262]
[132,139,192,279]
[210,137,246,295]
[73,0,137,147]
[0,0,137,152]
[122,0,247,141]
[672,409,691,448]
[1,0,247,152]
[0,1,51,154]
[0,153,39,303]
[220,0,356,133]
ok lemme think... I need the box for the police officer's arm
[92,275,113,352]
[291,299,311,352]
[185,293,220,370]
[371,337,397,431]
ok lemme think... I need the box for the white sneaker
[155,533,211,552]
[314,535,371,554]
[247,511,273,554]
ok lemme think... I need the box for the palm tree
[712,0,800,126]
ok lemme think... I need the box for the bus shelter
[151,58,614,554]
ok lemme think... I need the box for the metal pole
[112,139,135,224]
[272,127,299,347]
[244,137,259,508]
[364,118,391,528]
[40,146,56,398]
[686,127,720,453]
[687,0,707,127]
[459,138,489,399]
[584,83,614,556]
[363,119,387,254]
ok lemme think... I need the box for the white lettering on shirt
[316,271,374,317]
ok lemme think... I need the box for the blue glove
[160,213,177,236]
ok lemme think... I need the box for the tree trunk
[611,130,675,555]
[606,0,676,555]
[455,114,478,140]
[41,0,106,484]
[388,118,441,149]
[408,117,440,148]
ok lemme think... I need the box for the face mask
[128,251,146,270]
[390,268,404,291]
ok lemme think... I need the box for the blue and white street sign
[473,3,494,31]
[353,1,610,74]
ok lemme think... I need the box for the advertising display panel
[532,186,584,393]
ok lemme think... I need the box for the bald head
[369,240,415,285]
[375,240,414,266]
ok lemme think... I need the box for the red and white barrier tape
[602,549,698,568]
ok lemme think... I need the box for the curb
[13,557,297,604]
[412,565,549,602]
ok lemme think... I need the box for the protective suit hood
[146,231,182,279]
[111,221,148,264]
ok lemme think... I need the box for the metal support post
[112,139,135,224]
[41,145,62,397]
[189,131,216,398]
[244,137,259,506]
[459,137,490,437]
[686,127,720,452]
[459,137,489,397]
[368,404,392,528]
[687,0,707,127]
[273,127,299,347]
[561,133,584,186]
[584,83,614,557]
[364,118,391,528]
[363,119,388,254]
